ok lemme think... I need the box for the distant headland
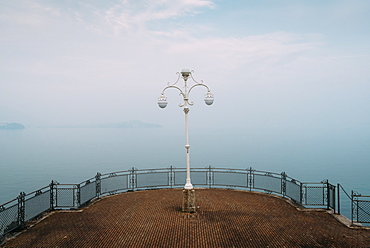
[55,120,161,128]
[0,122,25,130]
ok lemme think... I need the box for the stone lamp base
[182,188,196,213]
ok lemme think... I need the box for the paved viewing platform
[2,189,370,247]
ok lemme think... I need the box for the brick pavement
[2,189,370,247]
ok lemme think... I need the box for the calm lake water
[1,126,369,218]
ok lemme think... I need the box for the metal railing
[0,167,367,239]
[352,192,370,225]
[301,180,336,210]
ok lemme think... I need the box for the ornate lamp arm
[157,69,214,108]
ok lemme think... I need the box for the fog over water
[1,126,369,204]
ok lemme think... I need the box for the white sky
[1,0,369,130]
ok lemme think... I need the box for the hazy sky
[1,0,369,130]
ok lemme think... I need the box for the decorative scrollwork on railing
[248,167,254,189]
[352,191,362,197]
[352,199,359,222]
[301,185,307,204]
[324,187,328,204]
[281,172,287,196]
[35,190,43,196]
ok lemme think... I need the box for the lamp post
[158,69,214,212]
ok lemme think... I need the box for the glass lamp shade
[158,101,168,108]
[158,95,168,108]
[204,92,214,105]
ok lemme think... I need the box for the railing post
[337,183,340,215]
[17,192,25,227]
[95,172,101,198]
[248,167,254,191]
[50,181,55,211]
[76,184,81,207]
[326,181,330,210]
[325,182,335,211]
[351,190,354,226]
[130,167,137,191]
[299,182,303,205]
[169,166,174,188]
[207,165,213,188]
[333,184,336,212]
[281,172,287,196]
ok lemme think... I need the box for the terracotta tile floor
[2,189,370,247]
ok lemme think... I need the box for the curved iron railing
[0,167,365,240]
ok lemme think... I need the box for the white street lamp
[158,69,213,212]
